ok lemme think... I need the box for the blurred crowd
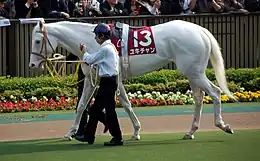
[0,0,260,19]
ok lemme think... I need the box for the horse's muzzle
[29,63,36,68]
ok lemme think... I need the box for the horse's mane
[33,21,97,34]
[48,21,97,29]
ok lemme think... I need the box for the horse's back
[151,20,211,74]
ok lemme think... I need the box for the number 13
[133,30,152,48]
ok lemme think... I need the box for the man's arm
[83,47,106,64]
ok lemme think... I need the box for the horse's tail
[202,28,237,101]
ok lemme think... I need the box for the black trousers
[85,76,122,140]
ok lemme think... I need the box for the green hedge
[124,80,242,94]
[0,68,259,98]
[125,68,260,86]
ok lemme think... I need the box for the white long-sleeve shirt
[83,40,119,77]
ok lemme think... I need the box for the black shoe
[104,138,123,146]
[74,134,95,144]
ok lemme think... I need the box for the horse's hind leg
[118,81,141,140]
[188,74,234,135]
[208,80,234,134]
[183,81,205,140]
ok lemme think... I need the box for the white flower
[152,91,157,95]
[137,94,143,99]
[168,92,174,96]
[30,96,37,102]
[144,93,152,99]
[186,90,193,95]
[137,91,141,95]
[43,96,48,101]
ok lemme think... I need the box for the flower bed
[126,90,260,107]
[0,96,77,113]
[1,90,259,113]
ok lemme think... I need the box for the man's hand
[130,11,139,16]
[154,0,161,9]
[61,12,70,18]
[33,2,38,8]
[80,43,87,53]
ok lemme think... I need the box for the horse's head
[29,21,58,69]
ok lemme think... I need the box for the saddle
[111,22,146,40]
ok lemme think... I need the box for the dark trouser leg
[102,77,122,141]
[84,94,104,138]
[88,104,107,127]
[85,77,122,139]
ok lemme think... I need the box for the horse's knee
[211,95,221,105]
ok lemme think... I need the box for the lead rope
[46,53,83,85]
[89,65,99,87]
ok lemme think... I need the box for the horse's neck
[48,22,99,59]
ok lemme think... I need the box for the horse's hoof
[224,124,234,134]
[183,133,194,140]
[130,135,140,141]
[62,135,73,141]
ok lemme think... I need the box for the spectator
[189,0,225,13]
[15,0,42,18]
[74,0,102,17]
[160,0,183,15]
[125,0,161,16]
[3,0,15,18]
[244,0,260,12]
[0,0,9,19]
[223,0,249,14]
[182,0,194,14]
[37,0,70,18]
[100,0,129,16]
[67,0,81,17]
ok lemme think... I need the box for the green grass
[1,102,259,116]
[0,129,260,161]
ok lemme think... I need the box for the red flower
[177,100,183,105]
[0,97,77,113]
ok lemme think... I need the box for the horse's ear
[38,20,43,29]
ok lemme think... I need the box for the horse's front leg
[183,81,204,140]
[63,78,95,141]
[118,81,141,140]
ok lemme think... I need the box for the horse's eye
[35,40,40,44]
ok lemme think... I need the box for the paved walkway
[0,104,260,142]
[1,104,260,124]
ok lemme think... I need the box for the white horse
[29,20,235,141]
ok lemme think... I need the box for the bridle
[31,25,61,64]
